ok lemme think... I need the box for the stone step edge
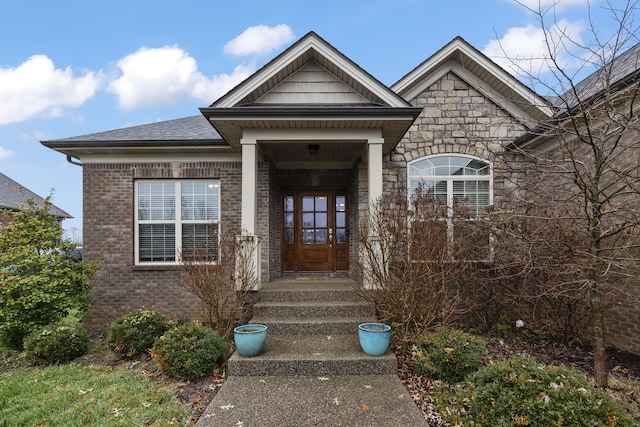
[254,300,369,307]
[248,316,376,324]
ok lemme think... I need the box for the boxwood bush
[24,324,90,365]
[469,355,635,426]
[151,323,227,379]
[412,326,486,383]
[106,309,171,359]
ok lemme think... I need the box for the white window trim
[407,154,494,214]
[407,154,494,261]
[134,180,220,266]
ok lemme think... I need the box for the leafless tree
[354,188,478,342]
[480,0,640,387]
[180,226,257,341]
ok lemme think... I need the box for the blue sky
[0,0,632,239]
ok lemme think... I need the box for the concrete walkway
[195,278,428,426]
[195,375,427,426]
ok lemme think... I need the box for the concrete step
[228,334,397,376]
[249,315,376,335]
[258,280,362,302]
[253,300,372,318]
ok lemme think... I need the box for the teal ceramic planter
[234,324,267,357]
[358,323,391,356]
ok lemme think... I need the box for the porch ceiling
[260,141,365,169]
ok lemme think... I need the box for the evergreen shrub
[151,323,227,379]
[469,355,635,426]
[24,324,90,365]
[106,309,171,359]
[413,326,486,383]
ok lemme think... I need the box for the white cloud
[483,19,585,76]
[191,64,256,102]
[224,24,296,56]
[0,146,13,160]
[1,24,296,119]
[107,46,255,110]
[0,55,103,125]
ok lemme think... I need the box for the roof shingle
[0,172,71,218]
[49,115,222,142]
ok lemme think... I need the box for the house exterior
[42,33,640,353]
[0,172,71,225]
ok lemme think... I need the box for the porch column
[365,138,384,289]
[367,138,384,212]
[240,138,257,235]
[239,138,261,289]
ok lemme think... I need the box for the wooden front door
[282,190,349,272]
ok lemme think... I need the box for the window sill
[132,264,182,271]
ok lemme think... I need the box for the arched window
[408,155,492,216]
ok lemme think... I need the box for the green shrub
[469,355,635,426]
[0,200,96,349]
[106,309,171,359]
[413,327,486,383]
[151,323,227,379]
[24,324,90,365]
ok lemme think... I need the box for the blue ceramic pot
[234,324,267,357]
[358,323,391,356]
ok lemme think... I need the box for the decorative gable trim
[392,37,553,125]
[212,32,411,109]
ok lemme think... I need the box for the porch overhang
[200,105,422,156]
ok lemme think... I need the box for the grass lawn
[1,362,190,426]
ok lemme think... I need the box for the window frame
[134,179,220,266]
[407,154,493,261]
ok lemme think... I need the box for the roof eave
[213,32,414,110]
[201,105,423,153]
[41,139,229,157]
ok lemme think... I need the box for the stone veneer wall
[385,72,526,206]
[383,71,640,355]
[82,161,251,330]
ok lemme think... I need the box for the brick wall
[267,162,281,281]
[83,161,243,330]
[514,133,640,354]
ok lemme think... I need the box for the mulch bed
[396,333,640,425]
[64,334,640,425]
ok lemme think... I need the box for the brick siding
[83,161,245,330]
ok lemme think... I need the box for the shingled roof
[49,115,222,142]
[552,42,640,109]
[0,172,71,218]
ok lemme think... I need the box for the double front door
[281,189,349,272]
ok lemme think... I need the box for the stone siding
[385,72,526,207]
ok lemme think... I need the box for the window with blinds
[408,155,492,260]
[408,155,491,215]
[135,180,220,264]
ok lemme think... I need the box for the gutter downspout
[66,155,82,166]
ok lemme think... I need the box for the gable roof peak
[211,31,412,109]
[392,35,553,125]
